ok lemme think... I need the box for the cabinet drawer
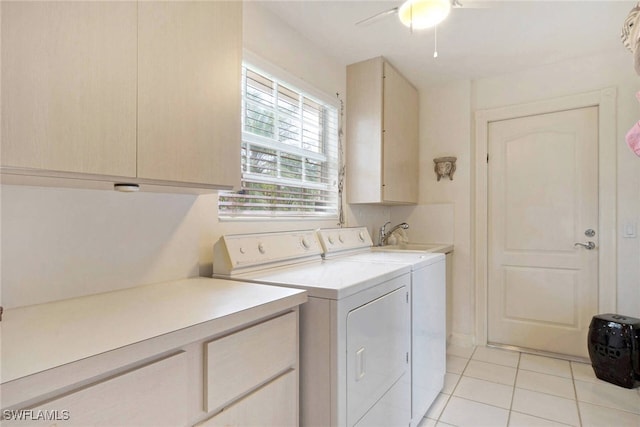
[197,370,297,427]
[205,312,297,412]
[3,352,188,427]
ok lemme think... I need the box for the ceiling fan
[356,0,486,58]
[356,0,478,29]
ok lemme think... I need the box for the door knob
[574,241,596,250]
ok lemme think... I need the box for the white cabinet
[197,370,297,427]
[2,353,189,427]
[346,57,418,204]
[1,1,138,177]
[137,1,241,187]
[204,312,297,413]
[1,312,300,427]
[199,312,299,426]
[1,1,241,191]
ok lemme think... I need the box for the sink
[373,243,453,254]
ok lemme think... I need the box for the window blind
[219,64,339,218]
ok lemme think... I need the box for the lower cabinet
[205,312,297,412]
[2,353,188,427]
[200,311,298,427]
[1,311,299,427]
[196,370,297,427]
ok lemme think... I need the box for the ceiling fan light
[398,0,452,29]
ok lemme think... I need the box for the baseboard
[447,332,475,348]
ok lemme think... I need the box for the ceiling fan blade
[355,6,399,26]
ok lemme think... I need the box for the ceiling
[258,0,637,91]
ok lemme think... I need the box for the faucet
[378,221,409,246]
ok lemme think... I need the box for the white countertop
[0,277,306,384]
[373,243,454,254]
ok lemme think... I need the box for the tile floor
[419,345,640,427]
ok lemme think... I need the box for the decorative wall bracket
[433,156,457,181]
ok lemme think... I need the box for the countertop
[373,242,454,254]
[1,277,306,384]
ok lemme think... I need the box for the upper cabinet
[137,1,240,187]
[1,1,242,192]
[1,1,138,177]
[346,57,418,204]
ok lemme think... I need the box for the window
[219,62,339,218]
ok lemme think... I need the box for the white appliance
[213,230,412,427]
[317,227,446,427]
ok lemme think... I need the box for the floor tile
[433,346,640,427]
[579,401,640,427]
[472,346,520,368]
[519,353,572,378]
[570,361,599,384]
[446,355,469,374]
[515,369,575,399]
[574,378,640,414]
[447,344,475,359]
[439,396,509,427]
[453,376,514,409]
[508,411,572,426]
[464,359,517,386]
[511,388,580,426]
[442,372,460,395]
[425,392,450,420]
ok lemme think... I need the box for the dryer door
[347,285,410,427]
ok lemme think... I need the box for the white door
[487,106,598,359]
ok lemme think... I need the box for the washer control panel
[213,230,323,275]
[316,227,373,256]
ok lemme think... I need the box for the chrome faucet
[378,221,410,246]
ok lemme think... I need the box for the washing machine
[317,227,446,427]
[213,229,412,427]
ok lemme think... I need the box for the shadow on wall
[390,203,454,243]
[1,185,201,308]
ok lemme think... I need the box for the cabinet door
[196,370,298,427]
[205,312,297,412]
[138,1,241,187]
[346,57,384,204]
[1,1,137,176]
[382,62,418,204]
[2,352,188,427]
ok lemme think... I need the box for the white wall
[392,80,473,344]
[475,50,640,319]
[405,49,640,344]
[0,2,387,309]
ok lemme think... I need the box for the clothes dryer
[317,227,446,426]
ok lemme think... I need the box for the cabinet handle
[356,347,366,381]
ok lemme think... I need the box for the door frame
[474,88,617,346]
